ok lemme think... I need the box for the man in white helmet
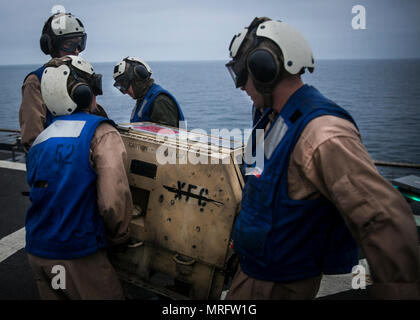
[113,57,185,127]
[19,12,107,152]
[226,17,420,300]
[25,56,132,300]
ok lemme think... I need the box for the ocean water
[0,59,419,179]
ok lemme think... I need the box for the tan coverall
[26,120,133,300]
[227,115,420,300]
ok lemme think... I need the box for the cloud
[0,0,419,65]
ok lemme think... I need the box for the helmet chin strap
[132,78,154,100]
[253,78,273,110]
[255,66,287,111]
[262,91,273,110]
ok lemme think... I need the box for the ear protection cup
[71,83,93,108]
[40,15,56,55]
[40,33,52,55]
[247,49,279,84]
[133,64,150,80]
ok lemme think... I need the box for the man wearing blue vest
[25,55,132,299]
[19,12,107,152]
[113,57,185,128]
[225,17,420,299]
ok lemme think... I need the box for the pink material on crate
[133,125,179,135]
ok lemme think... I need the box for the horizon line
[1,57,420,67]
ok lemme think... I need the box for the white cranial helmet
[227,18,314,88]
[40,12,87,55]
[113,56,152,80]
[113,56,152,93]
[41,55,100,116]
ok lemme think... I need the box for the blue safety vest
[233,84,359,283]
[24,65,54,127]
[25,112,112,259]
[130,83,185,123]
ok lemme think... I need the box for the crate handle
[127,240,144,248]
[173,254,196,266]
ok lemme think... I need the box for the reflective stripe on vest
[263,116,288,160]
[32,120,86,147]
[132,97,148,121]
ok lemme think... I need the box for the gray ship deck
[0,148,418,300]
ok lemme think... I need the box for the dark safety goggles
[113,73,131,93]
[226,27,251,88]
[226,17,271,88]
[58,34,87,53]
[226,59,248,88]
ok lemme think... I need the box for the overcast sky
[0,0,419,65]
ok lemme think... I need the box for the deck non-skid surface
[0,166,39,299]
